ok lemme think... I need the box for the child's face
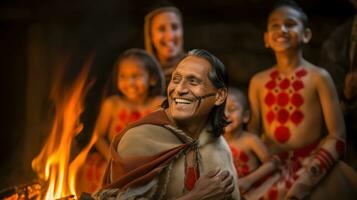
[117,58,150,103]
[264,6,310,53]
[151,11,183,61]
[225,94,245,133]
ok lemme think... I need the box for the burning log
[55,194,76,200]
[0,180,43,200]
[0,180,88,200]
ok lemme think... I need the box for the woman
[144,6,185,87]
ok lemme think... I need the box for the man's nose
[176,81,188,94]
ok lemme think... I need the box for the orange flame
[31,57,97,199]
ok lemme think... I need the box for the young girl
[78,48,165,193]
[224,87,270,179]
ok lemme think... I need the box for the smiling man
[94,49,240,200]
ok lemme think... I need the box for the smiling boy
[246,0,357,199]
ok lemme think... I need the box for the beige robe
[95,110,240,200]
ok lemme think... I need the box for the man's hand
[178,168,235,200]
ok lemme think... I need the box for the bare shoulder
[118,124,181,157]
[242,132,262,144]
[252,67,276,78]
[250,67,277,86]
[306,63,333,82]
[102,95,123,108]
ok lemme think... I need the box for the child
[246,0,356,199]
[78,48,165,193]
[224,87,270,179]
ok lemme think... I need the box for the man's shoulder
[118,124,182,157]
[123,124,174,141]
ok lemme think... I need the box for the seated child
[225,87,270,179]
[77,48,165,193]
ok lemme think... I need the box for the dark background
[0,0,355,189]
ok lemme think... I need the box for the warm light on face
[151,11,183,62]
[265,7,306,52]
[117,58,150,104]
[224,94,244,133]
[167,56,217,124]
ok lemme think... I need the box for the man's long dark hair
[161,49,229,137]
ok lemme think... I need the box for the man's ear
[302,28,312,44]
[215,88,228,106]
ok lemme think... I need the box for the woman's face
[117,58,150,103]
[150,11,183,62]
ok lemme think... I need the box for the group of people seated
[75,0,357,199]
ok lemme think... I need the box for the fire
[31,57,98,199]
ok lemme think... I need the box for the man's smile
[174,97,194,104]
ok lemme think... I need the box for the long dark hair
[111,48,165,98]
[162,49,229,137]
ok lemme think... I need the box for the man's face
[167,56,222,124]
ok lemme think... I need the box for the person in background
[144,4,185,88]
[319,0,357,170]
[246,0,357,199]
[78,48,165,193]
[224,87,270,180]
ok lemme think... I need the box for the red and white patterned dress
[78,95,163,193]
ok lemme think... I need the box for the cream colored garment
[117,124,240,200]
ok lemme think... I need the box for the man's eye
[189,79,198,85]
[172,77,180,84]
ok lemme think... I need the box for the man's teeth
[175,98,192,104]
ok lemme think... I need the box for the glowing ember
[31,57,97,200]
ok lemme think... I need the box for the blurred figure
[247,0,357,199]
[144,4,185,88]
[320,0,357,170]
[78,48,165,193]
[224,87,269,179]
